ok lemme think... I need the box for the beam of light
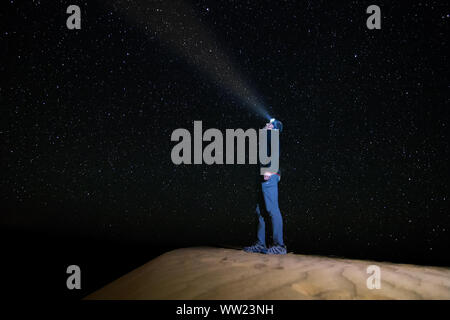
[111,0,270,120]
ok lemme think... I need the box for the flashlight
[270,118,275,123]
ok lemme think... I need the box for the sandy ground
[85,247,450,300]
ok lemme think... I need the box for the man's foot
[267,245,287,255]
[243,243,268,254]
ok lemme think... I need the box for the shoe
[243,243,268,254]
[267,245,287,255]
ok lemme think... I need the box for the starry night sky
[1,0,449,297]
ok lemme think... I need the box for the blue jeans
[256,174,284,247]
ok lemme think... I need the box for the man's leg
[255,203,266,247]
[262,175,285,247]
[243,182,268,253]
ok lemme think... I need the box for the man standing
[244,119,287,254]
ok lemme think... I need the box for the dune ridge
[85,247,450,300]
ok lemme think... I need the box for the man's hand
[263,122,274,130]
[264,172,273,180]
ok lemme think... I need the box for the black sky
[1,0,449,298]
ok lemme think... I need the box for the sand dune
[85,247,450,300]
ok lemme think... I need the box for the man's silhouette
[244,119,286,254]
